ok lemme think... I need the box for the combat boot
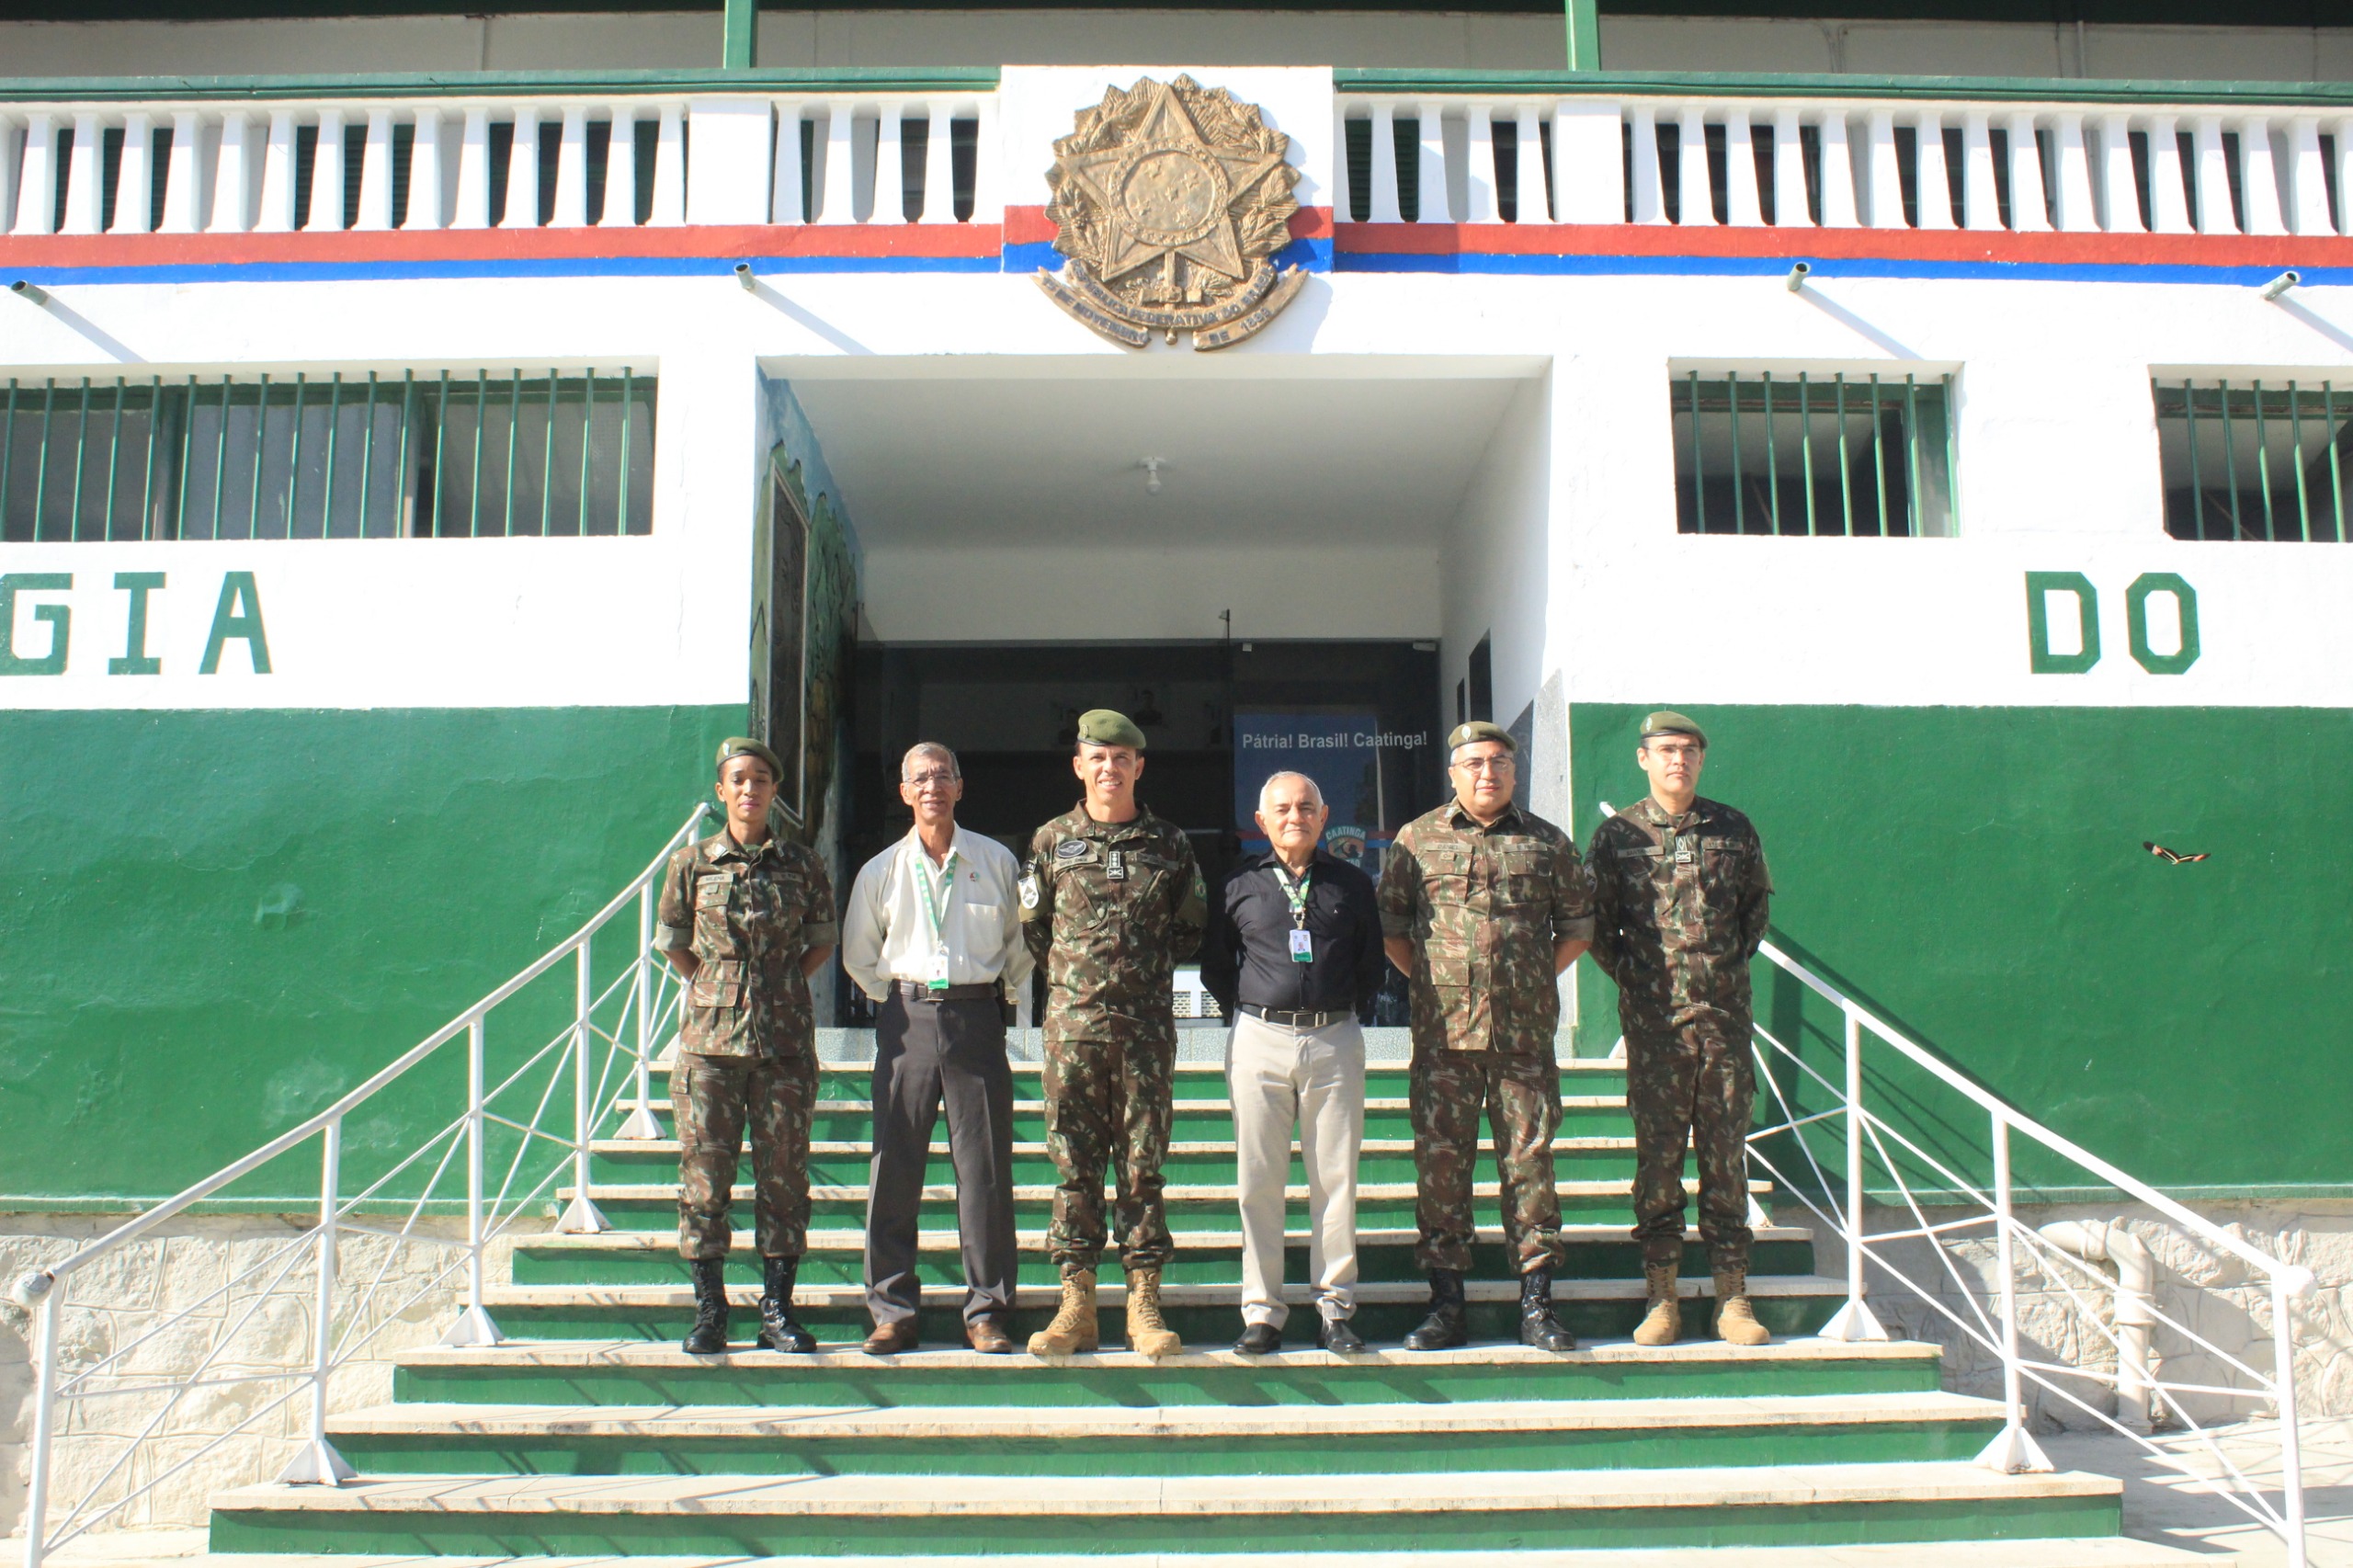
[1713,1264,1771,1346]
[1027,1264,1098,1356]
[1123,1267,1184,1358]
[1404,1268,1469,1351]
[1632,1262,1682,1347]
[755,1254,816,1354]
[681,1257,730,1356]
[1518,1267,1576,1352]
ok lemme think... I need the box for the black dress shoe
[1316,1316,1367,1354]
[1232,1322,1283,1355]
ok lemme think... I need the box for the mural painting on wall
[749,449,858,847]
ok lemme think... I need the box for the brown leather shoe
[967,1317,1014,1354]
[862,1319,919,1356]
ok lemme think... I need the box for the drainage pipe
[2038,1218,2157,1434]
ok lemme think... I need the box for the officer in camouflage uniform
[1018,710,1208,1358]
[654,737,839,1356]
[1587,710,1773,1348]
[1377,721,1594,1352]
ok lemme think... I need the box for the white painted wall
[0,13,2347,78]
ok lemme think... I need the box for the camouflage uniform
[1587,796,1772,1274]
[1376,802,1596,1274]
[654,828,838,1261]
[1019,802,1207,1271]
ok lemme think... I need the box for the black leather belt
[895,981,1001,1002]
[1241,1004,1353,1029]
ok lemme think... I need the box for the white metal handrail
[1593,796,2316,1564]
[8,801,706,1567]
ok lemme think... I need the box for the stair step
[327,1391,2007,1476]
[207,1461,2122,1556]
[616,1096,1637,1140]
[391,1333,1941,1408]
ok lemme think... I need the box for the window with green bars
[2154,380,2351,543]
[1671,369,1957,538]
[0,369,654,543]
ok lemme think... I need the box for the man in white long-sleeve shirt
[841,742,1032,1354]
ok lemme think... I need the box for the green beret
[1074,709,1146,750]
[715,736,787,780]
[1446,721,1517,756]
[1640,710,1708,747]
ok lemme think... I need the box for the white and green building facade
[2,0,2350,1560]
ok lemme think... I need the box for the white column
[966,93,1002,224]
[872,101,904,222]
[306,108,344,232]
[1772,106,1810,227]
[551,105,588,227]
[817,101,855,223]
[2190,115,2235,234]
[354,108,394,232]
[113,111,153,233]
[1518,104,1554,222]
[2285,116,2330,237]
[501,108,540,227]
[1627,104,1663,224]
[207,111,254,233]
[2238,116,2286,236]
[62,111,103,234]
[157,111,203,233]
[1416,101,1450,222]
[15,110,58,235]
[1461,104,1496,222]
[1676,104,1712,225]
[1863,108,1904,228]
[2094,112,2142,233]
[600,107,638,227]
[2146,114,2191,234]
[685,97,772,225]
[773,103,807,222]
[2336,117,2353,237]
[451,106,491,229]
[1723,108,1763,226]
[917,103,953,223]
[1817,111,1859,228]
[647,102,685,226]
[254,108,301,233]
[1961,109,1999,230]
[0,116,20,237]
[1913,109,1954,229]
[2050,113,2096,233]
[1368,104,1401,222]
[404,108,446,230]
[2005,112,2050,232]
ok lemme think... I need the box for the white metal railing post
[1817,1004,1887,1341]
[278,1119,354,1484]
[1977,1111,2053,1472]
[441,1014,501,1345]
[2274,1271,2310,1568]
[555,938,612,1232]
[615,881,664,1140]
[19,1288,61,1568]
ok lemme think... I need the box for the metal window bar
[0,370,654,541]
[2154,379,2350,543]
[1672,369,1954,538]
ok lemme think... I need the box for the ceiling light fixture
[1137,457,1167,495]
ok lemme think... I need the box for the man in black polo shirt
[1201,770,1385,1355]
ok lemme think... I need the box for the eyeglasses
[904,771,960,788]
[1451,756,1515,774]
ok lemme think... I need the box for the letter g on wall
[0,573,70,676]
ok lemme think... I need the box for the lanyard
[916,846,960,946]
[1268,859,1313,928]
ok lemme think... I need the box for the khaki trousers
[1225,1011,1364,1329]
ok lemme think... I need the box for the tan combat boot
[1123,1267,1185,1358]
[1632,1262,1682,1347]
[1027,1265,1098,1356]
[1713,1266,1771,1346]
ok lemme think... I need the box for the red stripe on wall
[1004,206,1336,246]
[1333,222,2353,267]
[0,222,1004,267]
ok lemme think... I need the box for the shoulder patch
[1055,838,1088,859]
[1018,873,1040,911]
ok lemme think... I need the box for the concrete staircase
[203,1056,2158,1560]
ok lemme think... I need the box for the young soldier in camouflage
[1017,710,1208,1358]
[1587,711,1774,1348]
[654,738,839,1357]
[1377,722,1595,1352]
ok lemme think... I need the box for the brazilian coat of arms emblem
[1036,75,1308,351]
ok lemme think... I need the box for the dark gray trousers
[864,991,1018,1328]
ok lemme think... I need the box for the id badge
[1289,928,1314,963]
[926,950,952,992]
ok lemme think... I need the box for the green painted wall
[0,705,739,1203]
[1570,703,2352,1196]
